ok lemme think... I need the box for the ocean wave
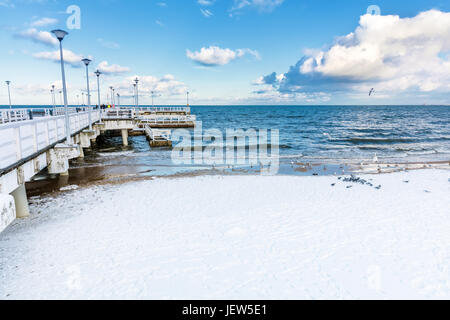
[97,151,135,157]
[332,137,417,145]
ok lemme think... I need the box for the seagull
[369,88,375,96]
[373,153,378,163]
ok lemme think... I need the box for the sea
[2,105,450,195]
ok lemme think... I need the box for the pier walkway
[0,106,195,233]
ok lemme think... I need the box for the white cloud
[32,49,87,67]
[15,28,58,47]
[113,74,188,98]
[186,46,260,66]
[0,0,14,8]
[200,8,213,18]
[259,9,450,98]
[30,17,58,27]
[97,38,120,49]
[198,0,215,5]
[231,0,284,13]
[97,61,130,75]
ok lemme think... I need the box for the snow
[1,170,450,299]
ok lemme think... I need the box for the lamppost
[77,94,80,106]
[82,92,85,106]
[117,93,121,108]
[94,70,101,108]
[59,90,63,106]
[112,88,115,108]
[134,78,139,108]
[151,90,154,108]
[5,81,12,110]
[82,58,93,130]
[187,91,190,107]
[132,83,136,107]
[51,85,56,115]
[51,29,71,144]
[109,86,114,107]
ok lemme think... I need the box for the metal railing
[0,110,101,173]
[144,125,171,141]
[115,106,190,114]
[0,107,96,124]
[138,115,196,124]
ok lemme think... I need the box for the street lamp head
[82,58,92,66]
[51,29,68,41]
[94,70,101,77]
[134,77,139,84]
[51,84,55,89]
[6,81,11,85]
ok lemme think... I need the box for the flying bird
[369,88,375,96]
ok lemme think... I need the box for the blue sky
[0,0,449,105]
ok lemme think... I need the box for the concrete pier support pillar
[121,129,129,146]
[78,146,85,159]
[11,184,30,218]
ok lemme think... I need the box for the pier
[0,106,195,233]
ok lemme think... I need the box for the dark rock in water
[338,177,342,180]
[331,183,336,187]
[375,185,382,190]
[403,181,409,183]
[313,173,319,176]
[346,185,352,189]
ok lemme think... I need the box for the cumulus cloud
[113,74,188,98]
[256,10,450,98]
[30,17,58,27]
[186,46,260,66]
[97,61,130,75]
[32,49,87,67]
[15,28,58,47]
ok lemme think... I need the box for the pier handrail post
[82,58,93,130]
[52,29,72,144]
[134,78,139,108]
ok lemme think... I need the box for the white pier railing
[0,110,100,173]
[0,107,94,124]
[138,115,196,125]
[116,106,191,114]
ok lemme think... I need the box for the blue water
[194,105,450,163]
[13,105,449,195]
[3,105,450,163]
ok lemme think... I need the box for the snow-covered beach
[1,169,449,300]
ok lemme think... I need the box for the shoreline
[25,158,450,198]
